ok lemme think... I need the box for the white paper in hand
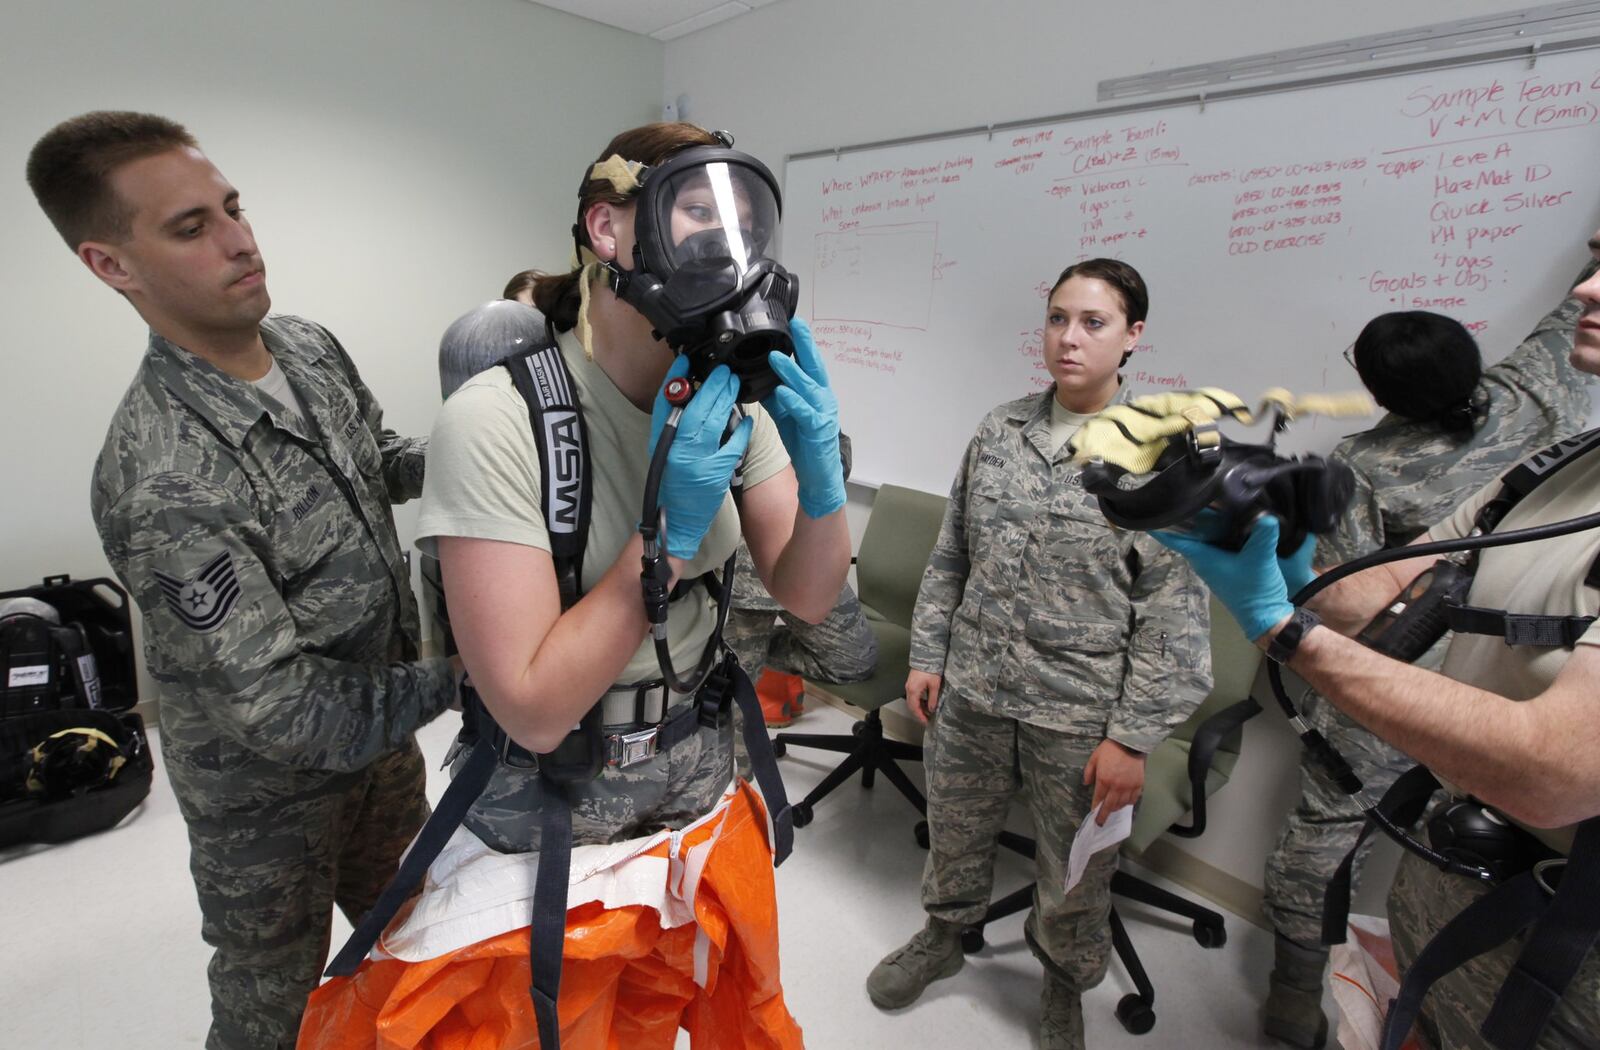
[1064,802,1133,894]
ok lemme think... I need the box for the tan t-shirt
[417,329,790,682]
[1428,441,1600,850]
[1048,398,1096,456]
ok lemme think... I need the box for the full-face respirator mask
[584,133,798,403]
[1081,390,1600,897]
[1071,391,1362,556]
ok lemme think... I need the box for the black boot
[1264,933,1329,1049]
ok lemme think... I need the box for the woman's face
[1042,275,1142,409]
[667,170,757,263]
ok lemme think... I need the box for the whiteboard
[783,49,1600,494]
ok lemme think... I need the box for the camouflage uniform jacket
[92,314,455,823]
[1323,260,1598,563]
[908,387,1212,752]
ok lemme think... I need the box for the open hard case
[0,574,153,847]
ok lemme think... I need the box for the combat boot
[1263,933,1330,1048]
[1040,973,1085,1050]
[865,917,964,1009]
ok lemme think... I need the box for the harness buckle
[1532,857,1566,896]
[498,731,540,770]
[607,727,660,768]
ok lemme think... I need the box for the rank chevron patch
[153,550,242,633]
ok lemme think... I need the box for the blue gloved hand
[1278,532,1318,600]
[649,358,753,560]
[1152,514,1294,641]
[764,317,846,519]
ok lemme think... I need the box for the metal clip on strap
[602,701,705,769]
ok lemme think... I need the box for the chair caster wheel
[961,926,985,954]
[913,820,930,849]
[1193,921,1226,949]
[771,739,787,758]
[1115,994,1156,1035]
[851,721,865,737]
[790,801,813,828]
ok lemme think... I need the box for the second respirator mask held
[597,139,799,403]
[1068,388,1371,556]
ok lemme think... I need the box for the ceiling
[526,0,785,41]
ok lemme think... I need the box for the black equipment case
[0,574,152,847]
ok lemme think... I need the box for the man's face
[1572,229,1600,376]
[85,147,269,338]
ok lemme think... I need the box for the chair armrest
[1167,696,1263,839]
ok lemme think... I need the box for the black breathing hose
[638,390,739,696]
[1269,508,1600,880]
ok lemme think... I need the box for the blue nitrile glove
[1279,532,1318,600]
[764,317,846,518]
[1152,514,1294,641]
[649,358,753,560]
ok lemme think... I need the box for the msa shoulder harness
[327,331,792,1050]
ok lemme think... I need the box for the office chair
[954,597,1264,1034]
[770,483,947,827]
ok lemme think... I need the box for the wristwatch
[1266,607,1321,664]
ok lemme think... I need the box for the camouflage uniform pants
[186,739,429,1050]
[1262,690,1414,947]
[1389,844,1600,1049]
[725,583,877,777]
[460,705,735,855]
[921,688,1118,993]
[721,581,878,685]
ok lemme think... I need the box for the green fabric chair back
[816,484,947,714]
[855,484,949,629]
[1127,596,1263,854]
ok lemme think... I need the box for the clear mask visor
[656,161,779,278]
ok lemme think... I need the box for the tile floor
[1,703,1312,1048]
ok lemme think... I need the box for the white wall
[1,0,661,699]
[0,0,1544,919]
[662,0,1542,907]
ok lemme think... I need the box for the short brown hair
[1049,257,1149,326]
[25,111,198,250]
[531,122,720,331]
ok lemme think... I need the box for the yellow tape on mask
[589,154,644,195]
[1069,388,1373,474]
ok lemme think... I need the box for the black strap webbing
[529,780,574,1049]
[1444,601,1596,649]
[1322,764,1441,945]
[504,340,592,608]
[1479,818,1600,1050]
[325,737,499,977]
[1475,427,1600,536]
[731,661,794,865]
[1380,870,1548,1050]
[1379,817,1600,1050]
